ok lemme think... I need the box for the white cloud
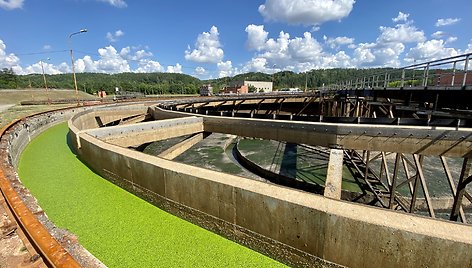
[352,14,425,67]
[466,40,472,53]
[195,66,206,75]
[43,44,52,50]
[135,60,163,73]
[166,63,182,73]
[245,24,269,51]
[98,0,127,8]
[0,39,22,74]
[244,57,269,73]
[431,31,446,39]
[288,32,323,61]
[446,36,458,44]
[435,18,460,27]
[23,61,62,75]
[325,36,354,50]
[258,0,355,26]
[75,46,131,73]
[392,12,409,23]
[378,24,425,44]
[106,30,125,42]
[406,40,459,62]
[243,25,354,72]
[0,0,23,10]
[131,50,152,61]
[242,12,435,71]
[185,26,224,64]
[217,60,238,78]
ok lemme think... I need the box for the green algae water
[18,122,285,268]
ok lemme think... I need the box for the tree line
[1,67,418,94]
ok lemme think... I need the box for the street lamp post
[69,29,87,105]
[40,58,50,105]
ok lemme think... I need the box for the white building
[230,80,273,93]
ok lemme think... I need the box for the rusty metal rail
[0,117,81,267]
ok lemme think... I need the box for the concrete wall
[70,106,472,268]
[6,107,89,168]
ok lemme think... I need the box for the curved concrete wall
[7,107,87,168]
[69,105,472,268]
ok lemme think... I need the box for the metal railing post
[423,63,430,88]
[462,55,469,88]
[401,69,405,88]
[451,61,457,87]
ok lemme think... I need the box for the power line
[15,50,68,56]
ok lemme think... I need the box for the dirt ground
[0,196,40,268]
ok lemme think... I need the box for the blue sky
[0,0,471,79]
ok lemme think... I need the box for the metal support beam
[410,155,423,213]
[440,156,466,223]
[450,157,471,221]
[381,152,392,187]
[389,153,401,209]
[413,154,435,217]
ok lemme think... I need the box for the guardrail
[329,53,472,90]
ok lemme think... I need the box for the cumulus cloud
[106,30,125,42]
[352,14,425,67]
[245,24,269,51]
[242,25,354,72]
[258,0,355,26]
[74,47,127,73]
[25,45,180,75]
[135,60,163,73]
[0,39,22,74]
[435,18,460,27]
[217,60,238,78]
[195,66,206,76]
[0,0,23,10]
[392,12,409,23]
[324,36,354,50]
[288,32,323,61]
[431,31,446,39]
[185,26,224,64]
[406,40,459,62]
[23,61,62,75]
[119,47,152,61]
[166,63,182,73]
[466,41,472,53]
[377,24,425,44]
[97,0,127,8]
[242,11,447,71]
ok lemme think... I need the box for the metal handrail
[329,52,472,90]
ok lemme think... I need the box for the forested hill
[1,67,397,94]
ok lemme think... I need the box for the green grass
[18,123,285,268]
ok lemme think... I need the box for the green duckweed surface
[18,122,285,268]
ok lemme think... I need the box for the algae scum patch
[18,123,284,268]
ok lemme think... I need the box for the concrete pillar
[324,148,344,199]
